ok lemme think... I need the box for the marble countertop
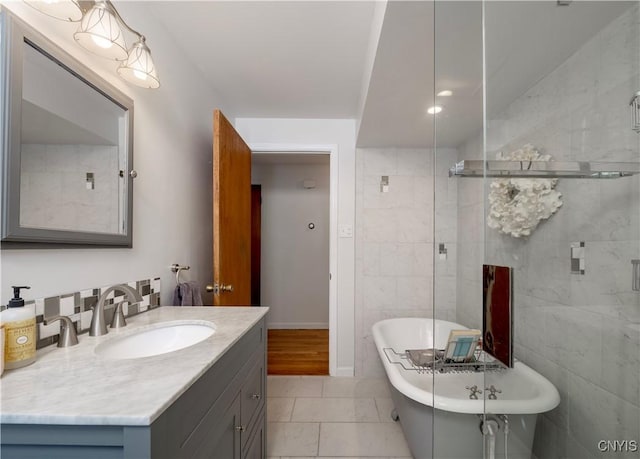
[0,306,269,426]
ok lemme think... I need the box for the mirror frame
[1,9,134,247]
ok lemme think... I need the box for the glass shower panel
[482,2,640,459]
[433,2,485,458]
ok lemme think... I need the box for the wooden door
[213,109,252,305]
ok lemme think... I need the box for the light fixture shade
[24,0,83,22]
[74,2,127,61]
[117,39,160,89]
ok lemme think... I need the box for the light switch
[339,224,353,238]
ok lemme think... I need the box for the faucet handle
[44,316,79,347]
[465,385,482,399]
[485,385,502,400]
[110,303,127,329]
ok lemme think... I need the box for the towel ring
[170,264,190,284]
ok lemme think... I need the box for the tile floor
[266,375,413,458]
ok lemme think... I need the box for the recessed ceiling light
[427,105,443,115]
[437,90,453,97]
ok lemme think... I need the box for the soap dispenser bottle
[1,286,36,369]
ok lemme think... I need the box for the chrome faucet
[465,385,483,400]
[90,284,143,336]
[44,315,79,347]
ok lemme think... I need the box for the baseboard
[332,366,354,377]
[268,322,329,329]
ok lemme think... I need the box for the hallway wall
[252,160,330,329]
[235,117,356,376]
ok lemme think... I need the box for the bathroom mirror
[0,10,134,247]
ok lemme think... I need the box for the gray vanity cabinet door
[241,356,265,443]
[242,413,265,459]
[194,393,241,459]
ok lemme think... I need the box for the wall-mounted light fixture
[24,0,160,89]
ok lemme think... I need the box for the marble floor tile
[291,397,380,422]
[268,376,325,398]
[318,422,412,457]
[266,376,411,458]
[374,397,396,423]
[321,377,391,398]
[274,457,408,459]
[266,422,320,457]
[267,397,295,422]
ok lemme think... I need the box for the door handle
[206,283,234,295]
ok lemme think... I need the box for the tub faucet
[465,385,482,399]
[90,284,143,336]
[485,385,502,400]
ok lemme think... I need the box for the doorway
[251,152,331,375]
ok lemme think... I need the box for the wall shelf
[449,160,640,179]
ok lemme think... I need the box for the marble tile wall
[20,144,121,234]
[354,147,457,377]
[457,5,640,458]
[1,278,161,349]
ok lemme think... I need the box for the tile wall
[457,5,640,458]
[20,144,121,234]
[354,147,457,377]
[9,278,161,349]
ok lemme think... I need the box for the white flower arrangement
[487,144,562,238]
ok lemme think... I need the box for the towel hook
[170,264,190,284]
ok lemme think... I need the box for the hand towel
[173,281,204,306]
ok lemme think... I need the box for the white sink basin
[95,320,216,360]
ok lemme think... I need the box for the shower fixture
[449,160,640,178]
[630,91,640,133]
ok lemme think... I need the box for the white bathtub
[372,317,560,459]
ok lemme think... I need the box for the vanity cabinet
[1,318,267,459]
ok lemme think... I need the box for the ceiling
[147,1,376,119]
[118,2,635,147]
[22,101,115,145]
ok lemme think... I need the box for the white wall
[235,118,356,376]
[1,3,233,306]
[252,161,330,329]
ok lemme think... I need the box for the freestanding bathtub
[372,318,560,459]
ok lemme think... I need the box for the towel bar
[170,264,190,284]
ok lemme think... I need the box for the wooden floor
[267,329,329,375]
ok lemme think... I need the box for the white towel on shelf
[173,281,203,306]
